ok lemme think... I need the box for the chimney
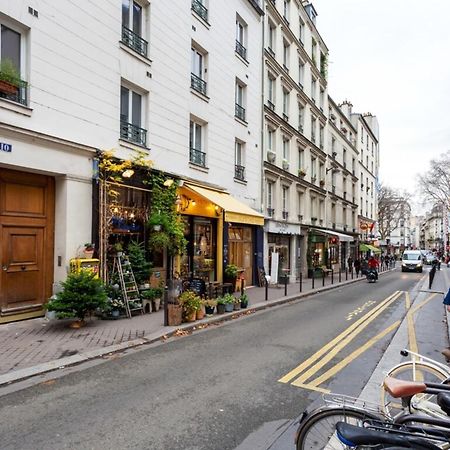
[339,100,353,119]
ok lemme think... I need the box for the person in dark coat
[347,256,353,272]
[354,258,361,277]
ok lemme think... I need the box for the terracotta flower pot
[196,306,205,320]
[167,303,182,326]
[184,310,196,322]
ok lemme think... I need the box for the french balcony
[121,25,148,57]
[234,164,245,181]
[191,73,207,96]
[0,78,27,106]
[120,119,147,147]
[235,103,246,122]
[267,208,274,217]
[282,210,289,220]
[267,100,275,111]
[190,147,206,167]
[235,40,247,60]
[191,0,208,21]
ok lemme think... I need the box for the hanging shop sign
[0,142,12,153]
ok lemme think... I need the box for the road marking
[290,383,330,394]
[291,291,403,385]
[305,320,401,387]
[278,291,401,384]
[346,300,377,321]
[410,293,437,316]
[405,292,418,354]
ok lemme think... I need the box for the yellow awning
[368,244,381,254]
[185,184,264,226]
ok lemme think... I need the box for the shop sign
[265,220,301,235]
[0,142,12,153]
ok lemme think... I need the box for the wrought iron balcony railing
[267,100,275,111]
[235,103,246,122]
[267,208,274,217]
[190,147,206,167]
[120,119,147,146]
[122,25,148,57]
[235,40,247,60]
[0,78,27,106]
[282,210,289,220]
[191,73,207,96]
[191,0,208,21]
[234,164,245,181]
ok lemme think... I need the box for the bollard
[312,273,315,289]
[339,268,342,283]
[284,274,288,296]
[265,277,268,301]
[299,271,303,292]
[345,268,348,281]
[331,269,334,284]
[241,278,245,296]
[351,267,354,279]
[322,269,325,287]
[429,265,436,289]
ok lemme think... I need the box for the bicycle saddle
[335,422,441,449]
[437,392,450,416]
[384,376,427,398]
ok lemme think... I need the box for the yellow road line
[291,291,403,385]
[410,293,437,315]
[405,292,418,354]
[278,290,401,384]
[305,320,401,387]
[290,383,331,394]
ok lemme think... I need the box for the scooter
[366,269,377,283]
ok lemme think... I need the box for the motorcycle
[366,269,377,283]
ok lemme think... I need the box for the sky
[312,0,450,212]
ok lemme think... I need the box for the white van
[401,250,423,273]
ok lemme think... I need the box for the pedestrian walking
[354,258,361,277]
[347,256,353,272]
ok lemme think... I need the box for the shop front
[178,183,264,286]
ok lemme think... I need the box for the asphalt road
[0,269,447,450]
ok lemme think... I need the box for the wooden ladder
[113,254,144,318]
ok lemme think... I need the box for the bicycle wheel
[295,406,382,449]
[382,362,449,419]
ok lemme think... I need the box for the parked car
[401,250,423,273]
[425,253,437,265]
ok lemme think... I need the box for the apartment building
[421,204,445,252]
[0,0,265,322]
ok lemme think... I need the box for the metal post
[265,277,268,301]
[351,267,354,279]
[284,274,288,296]
[299,271,303,292]
[339,268,342,283]
[331,269,334,284]
[240,278,244,296]
[345,268,348,281]
[322,269,325,287]
[312,272,315,289]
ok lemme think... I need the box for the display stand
[112,253,144,318]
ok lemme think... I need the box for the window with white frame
[343,177,347,196]
[189,118,206,167]
[299,18,305,44]
[267,181,274,216]
[268,22,276,53]
[311,116,316,143]
[282,186,289,218]
[282,89,289,119]
[319,162,324,181]
[311,196,316,219]
[191,46,207,95]
[319,125,324,149]
[268,74,275,109]
[235,81,246,121]
[120,85,146,146]
[268,127,275,151]
[311,77,316,103]
[319,88,324,111]
[311,39,317,65]
[311,157,317,180]
[283,0,290,22]
[331,136,336,154]
[282,137,290,162]
[298,103,304,132]
[343,148,347,167]
[0,23,27,105]
[298,191,304,220]
[298,148,305,170]
[235,15,247,60]
[283,40,290,69]
[122,0,148,57]
[298,59,305,87]
[235,140,245,181]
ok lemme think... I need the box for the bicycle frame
[398,349,450,377]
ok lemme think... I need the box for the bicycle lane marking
[278,290,402,385]
[291,291,403,385]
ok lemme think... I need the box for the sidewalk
[0,267,384,386]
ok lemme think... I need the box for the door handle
[2,265,8,271]
[21,266,26,271]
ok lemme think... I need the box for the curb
[0,269,391,387]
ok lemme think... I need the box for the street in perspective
[1,0,450,449]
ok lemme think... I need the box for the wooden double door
[0,169,54,318]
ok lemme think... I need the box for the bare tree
[419,150,450,210]
[377,185,411,241]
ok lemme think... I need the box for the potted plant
[224,263,239,291]
[127,240,152,287]
[240,293,249,309]
[178,290,202,322]
[204,298,217,315]
[0,59,21,95]
[113,242,123,257]
[233,295,241,311]
[84,243,95,259]
[298,168,306,177]
[45,270,107,327]
[216,296,226,314]
[222,293,235,312]
[150,286,164,312]
[196,299,206,320]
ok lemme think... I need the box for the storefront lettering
[0,142,12,153]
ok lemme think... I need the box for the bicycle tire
[381,361,449,419]
[295,406,383,450]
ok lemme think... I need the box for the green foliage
[216,296,226,305]
[224,264,239,278]
[204,298,217,307]
[178,290,202,312]
[127,240,152,285]
[240,293,249,305]
[46,270,107,320]
[0,59,21,86]
[140,287,163,300]
[222,293,236,304]
[148,173,187,255]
